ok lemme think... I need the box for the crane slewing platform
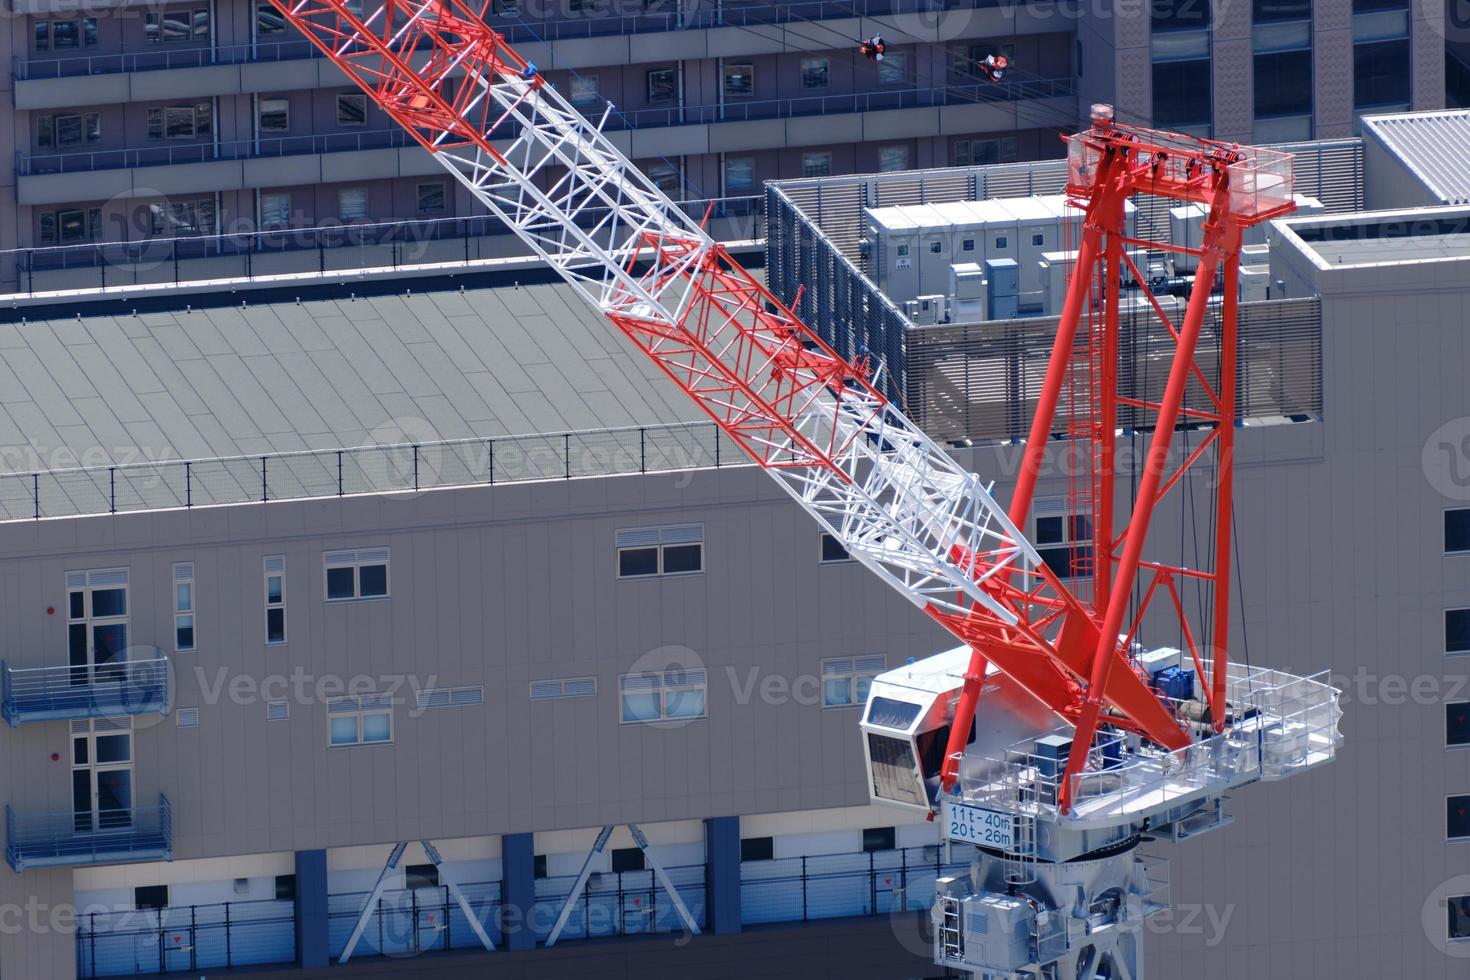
[263,0,1342,973]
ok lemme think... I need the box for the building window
[135,885,168,911]
[724,156,754,195]
[72,716,133,831]
[616,525,702,578]
[529,677,597,700]
[1035,500,1092,579]
[266,700,289,721]
[952,136,1018,166]
[800,57,829,89]
[37,17,99,50]
[957,42,1014,78]
[39,208,102,246]
[740,837,774,862]
[822,655,885,708]
[646,67,676,103]
[1451,895,1470,942]
[723,63,754,97]
[67,569,129,687]
[145,9,207,42]
[619,668,707,723]
[258,97,290,133]
[176,707,200,729]
[416,685,486,709]
[173,562,195,652]
[1448,609,1470,655]
[1153,0,1211,31]
[417,182,446,213]
[1353,37,1410,108]
[1452,795,1470,840]
[336,93,367,126]
[324,548,389,600]
[1450,703,1470,748]
[878,50,907,84]
[328,694,393,745]
[878,145,909,172]
[257,3,286,34]
[151,199,216,236]
[568,0,599,11]
[405,864,439,889]
[264,556,286,644]
[801,152,832,178]
[862,826,896,852]
[1254,50,1312,118]
[337,187,369,222]
[533,855,548,878]
[820,532,851,563]
[260,192,291,229]
[647,163,681,198]
[37,113,101,149]
[568,74,599,107]
[1448,510,1470,554]
[1152,57,1212,129]
[610,847,645,872]
[147,103,214,140]
[275,875,296,900]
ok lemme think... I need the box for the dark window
[1447,510,1470,553]
[646,67,676,102]
[610,847,645,873]
[862,826,897,852]
[1153,59,1212,127]
[69,591,84,619]
[1451,795,1470,840]
[326,566,355,599]
[1254,0,1310,19]
[267,607,285,644]
[405,864,439,889]
[1152,0,1210,31]
[619,547,659,577]
[1031,234,1044,246]
[740,837,774,862]
[995,236,1007,249]
[1354,0,1406,9]
[1037,513,1092,580]
[92,588,126,618]
[962,238,975,252]
[135,885,169,910]
[275,875,296,901]
[1450,894,1470,941]
[1354,38,1410,107]
[820,533,851,563]
[534,854,548,879]
[359,564,388,597]
[1451,704,1470,748]
[1254,51,1312,116]
[1447,610,1470,654]
[662,544,702,574]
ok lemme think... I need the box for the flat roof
[1276,206,1470,268]
[1361,109,1470,205]
[0,280,701,474]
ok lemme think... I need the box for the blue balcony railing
[1,658,170,726]
[6,794,172,872]
[12,77,1075,177]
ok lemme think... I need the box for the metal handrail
[0,420,742,525]
[14,77,1074,176]
[6,794,172,872]
[1,656,170,725]
[13,0,1021,79]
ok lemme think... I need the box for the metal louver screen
[906,298,1323,444]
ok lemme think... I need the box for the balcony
[1,658,170,726]
[6,794,172,872]
[15,76,1075,179]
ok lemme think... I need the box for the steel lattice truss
[271,0,1292,810]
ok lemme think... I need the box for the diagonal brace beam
[339,841,407,964]
[545,825,613,947]
[628,823,701,938]
[421,839,495,952]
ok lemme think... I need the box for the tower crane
[266,1,1342,974]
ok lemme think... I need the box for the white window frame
[1447,508,1470,555]
[1448,607,1470,656]
[618,668,707,723]
[323,548,390,601]
[821,655,885,708]
[173,562,195,652]
[264,556,286,645]
[328,694,393,746]
[819,532,853,564]
[616,525,703,578]
[1449,701,1470,750]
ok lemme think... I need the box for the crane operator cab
[860,647,1060,814]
